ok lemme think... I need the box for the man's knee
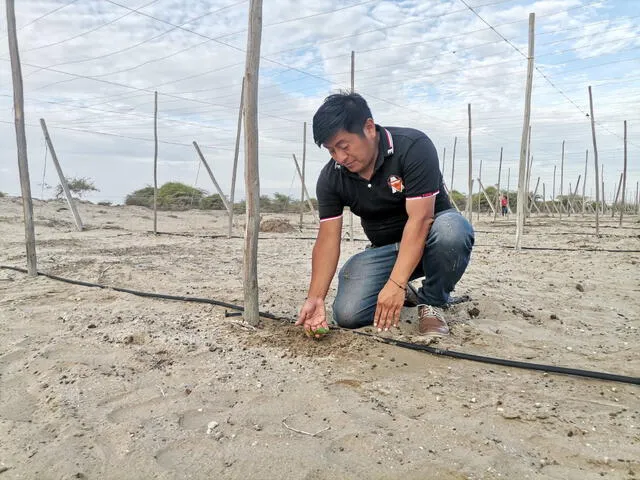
[332,298,371,329]
[431,214,474,254]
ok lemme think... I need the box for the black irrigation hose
[2,265,638,386]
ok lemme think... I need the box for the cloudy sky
[1,0,639,204]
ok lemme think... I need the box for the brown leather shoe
[418,304,450,337]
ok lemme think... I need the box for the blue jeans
[332,209,474,329]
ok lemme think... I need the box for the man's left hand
[374,281,405,332]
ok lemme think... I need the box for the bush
[97,201,112,206]
[0,192,5,198]
[200,194,226,210]
[55,177,98,198]
[125,183,205,210]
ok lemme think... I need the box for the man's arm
[296,217,343,334]
[374,196,435,331]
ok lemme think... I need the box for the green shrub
[125,183,205,210]
[55,177,98,198]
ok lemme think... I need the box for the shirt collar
[334,124,394,174]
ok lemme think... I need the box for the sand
[0,196,639,480]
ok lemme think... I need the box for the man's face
[322,119,377,175]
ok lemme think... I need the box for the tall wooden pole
[292,154,318,223]
[450,136,457,191]
[347,50,356,241]
[506,167,510,214]
[516,13,535,250]
[7,0,37,275]
[193,141,231,214]
[40,119,83,232]
[635,181,639,215]
[588,86,600,236]
[559,140,565,218]
[582,150,588,215]
[442,147,446,179]
[477,158,482,221]
[525,126,532,218]
[467,103,473,223]
[242,0,263,326]
[611,172,623,218]
[228,77,245,238]
[153,91,158,234]
[299,121,307,229]
[620,120,627,225]
[494,147,503,221]
[601,164,605,214]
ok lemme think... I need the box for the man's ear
[364,118,376,139]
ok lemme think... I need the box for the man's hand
[295,297,329,338]
[374,281,405,332]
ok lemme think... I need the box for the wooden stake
[299,121,307,229]
[588,85,600,236]
[559,140,565,218]
[292,154,318,224]
[477,158,482,221]
[611,172,623,218]
[7,0,37,275]
[40,119,83,231]
[635,181,639,215]
[528,176,540,214]
[467,103,473,224]
[193,141,231,214]
[516,12,535,250]
[443,184,461,213]
[582,150,588,216]
[525,154,533,218]
[228,77,245,238]
[601,164,606,214]
[570,175,581,215]
[477,178,496,215]
[620,120,627,225]
[542,183,551,214]
[451,136,457,191]
[493,147,503,221]
[349,50,355,241]
[242,0,263,326]
[506,167,510,214]
[153,91,158,234]
[442,147,446,178]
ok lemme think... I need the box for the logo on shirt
[387,175,404,194]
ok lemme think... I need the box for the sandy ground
[0,196,639,480]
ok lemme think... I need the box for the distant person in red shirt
[501,194,508,216]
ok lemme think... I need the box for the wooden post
[542,183,551,214]
[559,140,565,218]
[582,150,588,216]
[450,137,457,191]
[588,86,600,236]
[299,121,307,229]
[528,176,540,214]
[525,126,532,217]
[228,77,245,238]
[477,158,482,221]
[611,172,623,218]
[40,119,83,231]
[506,167,510,214]
[443,184,461,213]
[242,0,263,326]
[442,147,446,178]
[153,91,158,234]
[193,141,231,214]
[292,154,318,224]
[570,175,581,214]
[493,147,503,221]
[7,0,37,275]
[516,12,535,250]
[477,178,496,215]
[635,181,639,215]
[620,120,627,225]
[467,103,473,223]
[349,50,355,241]
[601,164,606,214]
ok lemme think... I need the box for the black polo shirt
[316,125,451,247]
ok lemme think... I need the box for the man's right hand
[295,297,329,338]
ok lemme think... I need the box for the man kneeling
[296,93,474,337]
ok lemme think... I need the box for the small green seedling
[306,326,330,338]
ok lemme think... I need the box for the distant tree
[0,191,5,198]
[55,177,98,199]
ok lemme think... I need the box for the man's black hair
[312,92,373,147]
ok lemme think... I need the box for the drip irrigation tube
[1,265,638,386]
